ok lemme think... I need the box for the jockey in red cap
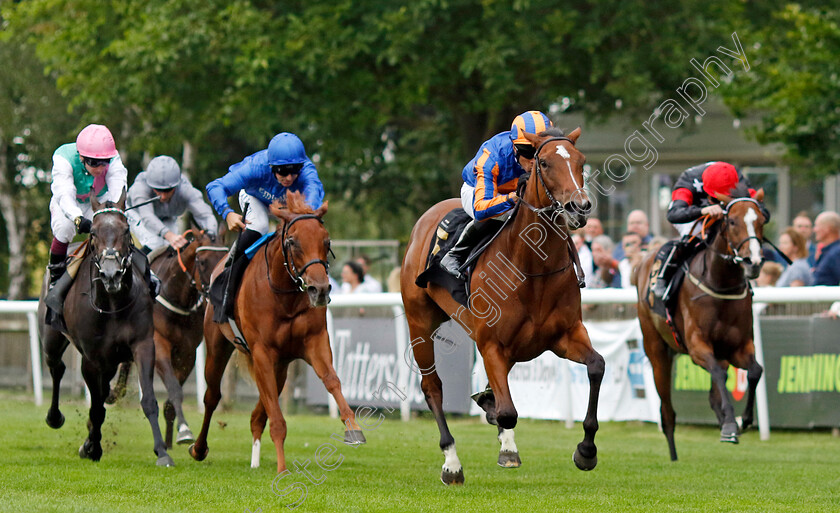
[652,161,769,301]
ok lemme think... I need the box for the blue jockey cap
[268,133,307,166]
[510,111,553,145]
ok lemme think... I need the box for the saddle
[208,234,273,321]
[645,238,705,346]
[414,208,499,308]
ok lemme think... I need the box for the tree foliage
[720,4,840,179]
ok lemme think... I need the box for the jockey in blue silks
[440,110,553,278]
[206,132,325,321]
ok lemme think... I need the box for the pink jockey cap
[76,124,118,159]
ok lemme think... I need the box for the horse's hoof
[45,411,65,429]
[498,451,521,468]
[440,468,465,485]
[176,428,195,445]
[720,423,739,444]
[189,443,208,461]
[156,454,176,467]
[344,430,366,445]
[573,447,597,471]
[79,441,101,461]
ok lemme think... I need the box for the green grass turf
[1,391,838,513]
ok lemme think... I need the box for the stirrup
[440,253,463,279]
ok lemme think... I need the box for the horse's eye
[540,159,547,168]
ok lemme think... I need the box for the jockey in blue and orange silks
[440,111,553,278]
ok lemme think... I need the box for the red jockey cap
[701,162,738,197]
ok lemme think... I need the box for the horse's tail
[237,352,256,383]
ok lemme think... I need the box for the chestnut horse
[401,128,604,485]
[38,190,173,466]
[636,187,766,461]
[108,227,229,448]
[189,192,364,472]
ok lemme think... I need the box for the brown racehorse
[107,227,229,448]
[189,191,364,472]
[636,187,766,461]
[38,190,173,466]
[401,128,604,485]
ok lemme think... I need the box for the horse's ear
[116,187,127,210]
[522,131,540,146]
[754,188,765,203]
[315,201,328,219]
[713,192,732,205]
[567,127,582,144]
[269,199,295,223]
[90,187,101,211]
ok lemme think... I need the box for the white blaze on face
[744,207,762,263]
[555,144,581,190]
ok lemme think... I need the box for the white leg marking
[498,428,519,453]
[744,208,762,263]
[250,439,261,469]
[442,445,462,473]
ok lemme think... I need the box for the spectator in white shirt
[355,254,383,293]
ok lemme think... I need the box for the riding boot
[44,251,72,321]
[439,220,500,279]
[216,229,261,323]
[653,238,689,303]
[131,248,158,298]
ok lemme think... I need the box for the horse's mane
[540,127,566,137]
[729,182,751,199]
[269,191,314,217]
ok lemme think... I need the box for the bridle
[90,207,132,285]
[702,197,764,265]
[88,206,135,314]
[517,136,577,216]
[156,230,227,315]
[265,214,332,294]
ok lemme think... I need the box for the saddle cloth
[208,234,275,312]
[414,208,496,308]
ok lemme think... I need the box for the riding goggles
[83,157,112,168]
[514,144,536,160]
[272,164,304,177]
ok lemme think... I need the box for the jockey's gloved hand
[74,216,92,234]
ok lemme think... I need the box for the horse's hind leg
[134,336,174,466]
[640,316,678,460]
[250,399,268,468]
[43,328,69,429]
[190,319,234,463]
[105,361,130,404]
[251,346,291,473]
[555,321,604,471]
[406,307,462,484]
[305,330,365,445]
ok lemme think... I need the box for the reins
[264,214,332,294]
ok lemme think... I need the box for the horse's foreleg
[556,322,604,471]
[693,345,738,444]
[189,320,234,463]
[250,399,268,469]
[43,330,69,429]
[134,337,174,466]
[251,346,288,473]
[78,360,106,461]
[105,361,130,404]
[305,331,365,445]
[154,339,192,447]
[730,346,763,432]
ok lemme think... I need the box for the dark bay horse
[38,190,173,466]
[636,188,766,461]
[108,227,229,448]
[189,191,364,472]
[401,128,604,485]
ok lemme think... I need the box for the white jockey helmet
[146,156,181,190]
